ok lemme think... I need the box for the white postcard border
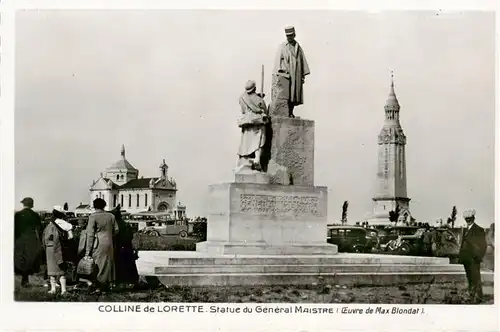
[1,1,499,331]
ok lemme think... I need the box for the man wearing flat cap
[14,197,43,287]
[459,209,487,303]
[273,26,310,118]
[237,80,268,171]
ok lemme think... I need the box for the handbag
[77,256,97,277]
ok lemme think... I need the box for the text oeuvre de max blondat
[97,304,425,315]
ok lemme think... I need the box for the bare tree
[447,206,457,228]
[341,201,349,225]
[389,204,400,225]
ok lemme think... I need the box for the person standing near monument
[485,223,494,271]
[459,209,487,303]
[273,26,310,118]
[85,198,119,293]
[237,80,268,171]
[14,197,43,287]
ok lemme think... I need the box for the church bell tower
[369,73,411,224]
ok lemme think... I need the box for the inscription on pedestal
[239,194,323,217]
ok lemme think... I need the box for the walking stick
[261,64,264,95]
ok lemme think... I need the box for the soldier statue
[272,26,310,118]
[237,80,268,171]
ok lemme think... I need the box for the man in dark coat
[422,224,435,257]
[14,197,43,286]
[459,209,487,303]
[111,205,139,288]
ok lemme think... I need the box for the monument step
[164,255,451,266]
[197,242,338,255]
[155,271,494,287]
[155,263,464,274]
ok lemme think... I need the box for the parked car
[364,227,380,250]
[384,226,465,260]
[134,212,190,238]
[64,211,76,219]
[431,227,464,263]
[141,219,190,238]
[385,228,427,255]
[327,226,375,253]
[378,226,421,250]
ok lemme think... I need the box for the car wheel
[148,231,160,237]
[352,246,363,253]
[399,243,411,253]
[178,230,188,239]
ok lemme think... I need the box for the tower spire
[370,71,410,225]
[121,144,125,159]
[385,70,400,119]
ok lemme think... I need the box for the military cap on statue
[284,26,295,35]
[463,209,476,219]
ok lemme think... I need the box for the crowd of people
[14,197,140,295]
[14,197,495,303]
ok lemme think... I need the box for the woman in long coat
[112,205,139,288]
[85,198,118,292]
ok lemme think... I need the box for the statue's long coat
[273,41,310,105]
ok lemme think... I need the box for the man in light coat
[273,26,310,118]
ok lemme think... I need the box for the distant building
[88,145,185,216]
[367,74,411,225]
[74,203,92,217]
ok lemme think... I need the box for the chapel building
[88,145,185,216]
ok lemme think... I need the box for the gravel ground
[13,275,493,304]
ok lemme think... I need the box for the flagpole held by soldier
[257,65,268,114]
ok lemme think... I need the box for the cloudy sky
[15,10,495,226]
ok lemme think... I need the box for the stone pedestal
[196,182,337,255]
[141,251,495,287]
[269,74,290,117]
[269,117,314,186]
[234,162,270,184]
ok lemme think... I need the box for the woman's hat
[245,80,256,93]
[53,205,65,213]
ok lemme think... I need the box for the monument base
[199,182,336,255]
[136,251,495,287]
[196,241,337,255]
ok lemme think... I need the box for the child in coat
[42,206,74,295]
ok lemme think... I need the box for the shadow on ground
[13,274,493,304]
